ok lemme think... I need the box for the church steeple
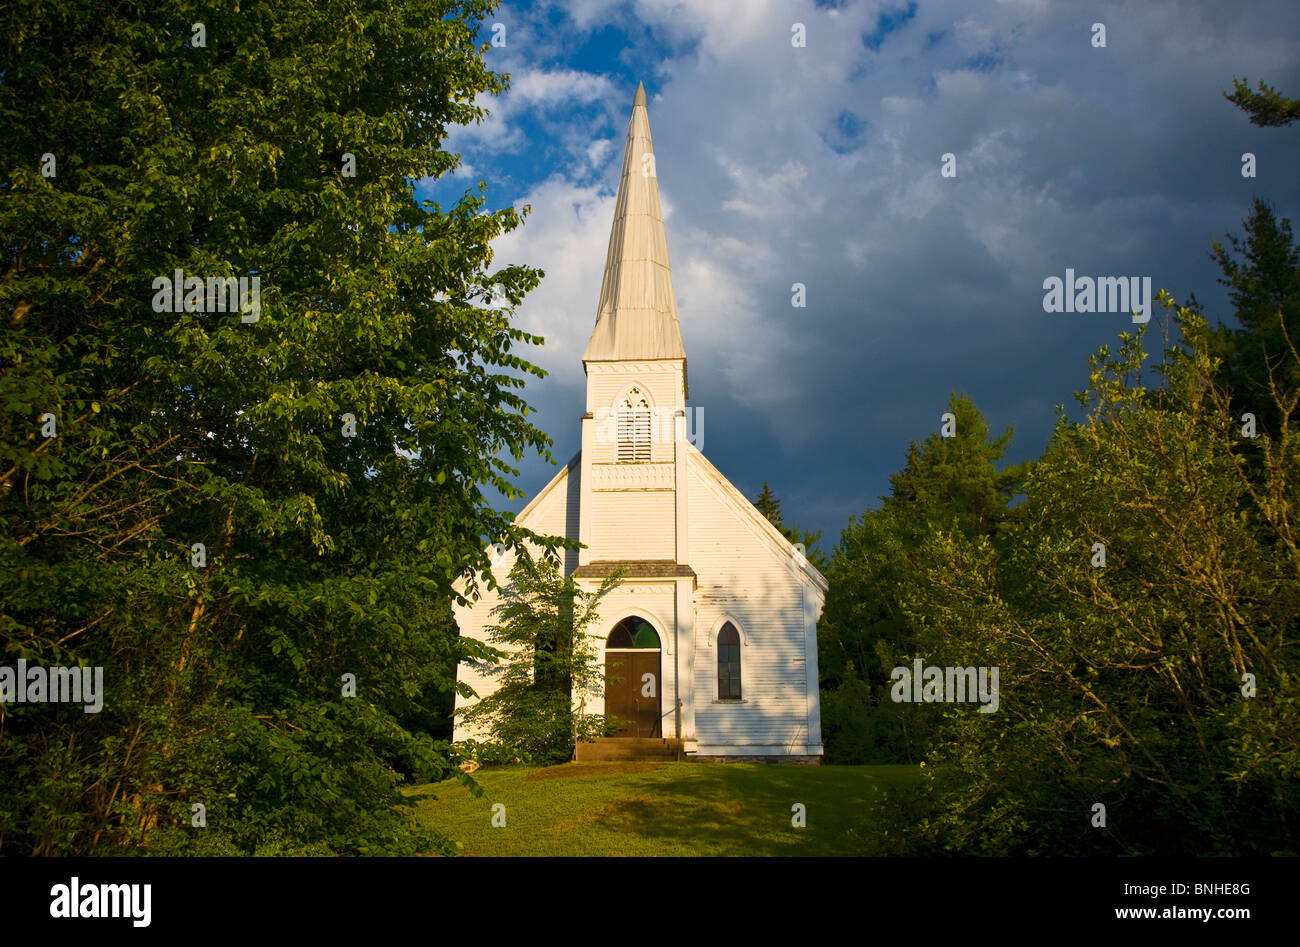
[583,82,687,391]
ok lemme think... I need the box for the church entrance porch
[603,616,661,738]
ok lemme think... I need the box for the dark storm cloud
[438,0,1300,548]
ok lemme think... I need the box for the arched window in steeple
[617,388,652,463]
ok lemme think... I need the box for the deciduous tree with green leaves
[905,298,1298,855]
[1,0,562,855]
[459,552,622,766]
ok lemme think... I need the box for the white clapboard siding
[451,459,581,743]
[685,449,820,749]
[589,489,675,560]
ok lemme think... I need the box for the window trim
[600,608,671,656]
[606,615,662,650]
[706,614,750,649]
[712,613,754,702]
[613,385,653,463]
[713,619,744,702]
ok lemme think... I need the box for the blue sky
[423,0,1300,552]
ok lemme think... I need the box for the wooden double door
[605,649,662,738]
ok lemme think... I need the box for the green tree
[818,505,932,763]
[907,299,1299,855]
[1202,199,1300,439]
[818,393,1024,764]
[0,0,562,855]
[753,482,783,528]
[1224,78,1300,126]
[459,552,622,765]
[751,481,827,570]
[884,392,1024,537]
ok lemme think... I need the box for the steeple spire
[583,82,687,371]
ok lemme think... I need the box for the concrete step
[575,738,683,762]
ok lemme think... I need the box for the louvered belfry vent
[618,390,652,462]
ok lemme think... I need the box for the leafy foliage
[0,0,560,854]
[818,393,1024,764]
[459,552,622,766]
[908,300,1299,854]
[824,274,1298,853]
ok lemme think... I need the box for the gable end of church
[453,84,825,762]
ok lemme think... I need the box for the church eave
[572,560,696,579]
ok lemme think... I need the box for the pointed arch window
[617,389,652,463]
[717,622,741,700]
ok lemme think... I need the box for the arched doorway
[605,616,662,737]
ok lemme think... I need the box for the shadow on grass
[407,761,926,856]
[526,762,668,781]
[573,762,920,856]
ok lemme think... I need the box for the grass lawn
[405,762,921,856]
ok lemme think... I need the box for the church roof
[572,560,696,579]
[582,83,688,370]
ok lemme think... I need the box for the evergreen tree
[751,481,826,570]
[1224,77,1300,127]
[884,392,1025,537]
[818,392,1023,763]
[1202,199,1300,438]
[753,482,783,530]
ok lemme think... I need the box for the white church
[452,84,827,762]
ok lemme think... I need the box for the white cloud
[446,68,618,155]
[509,68,616,105]
[585,138,615,169]
[450,0,1300,536]
[714,154,821,222]
[490,177,616,374]
[954,14,997,54]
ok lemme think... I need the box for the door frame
[604,646,663,738]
